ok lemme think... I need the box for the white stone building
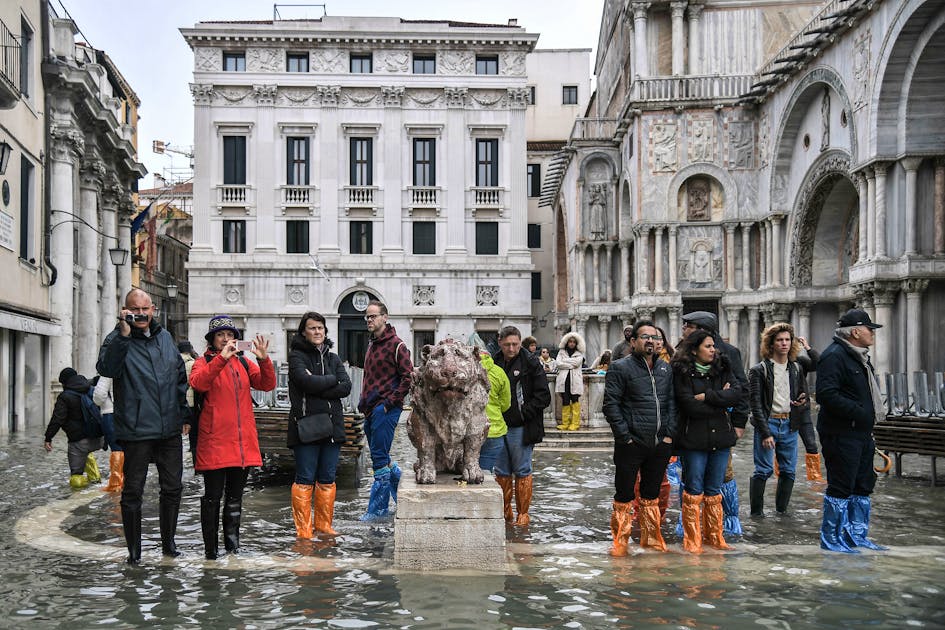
[181,16,550,364]
[547,0,945,378]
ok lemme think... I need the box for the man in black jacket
[492,326,551,527]
[815,309,887,553]
[97,288,190,564]
[603,320,675,555]
[43,367,103,488]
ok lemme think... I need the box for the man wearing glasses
[815,308,887,552]
[97,288,190,564]
[603,320,676,555]
[358,300,413,521]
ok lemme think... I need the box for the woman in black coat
[287,312,352,538]
[672,329,746,553]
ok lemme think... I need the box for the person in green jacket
[477,349,511,473]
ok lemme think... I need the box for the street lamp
[0,141,11,175]
[108,247,128,267]
[166,283,178,299]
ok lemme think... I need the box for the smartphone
[235,340,254,353]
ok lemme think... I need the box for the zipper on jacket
[232,359,246,467]
[643,356,661,446]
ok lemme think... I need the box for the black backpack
[189,354,254,455]
[65,387,103,439]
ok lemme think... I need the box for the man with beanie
[815,308,887,553]
[97,288,190,564]
[43,367,104,488]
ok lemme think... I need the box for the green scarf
[694,361,711,375]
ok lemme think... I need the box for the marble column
[78,157,104,377]
[592,244,601,303]
[855,285,876,322]
[653,226,664,292]
[726,307,740,350]
[874,162,889,259]
[688,4,703,75]
[740,222,751,290]
[670,2,687,76]
[903,279,929,376]
[872,284,896,377]
[855,172,868,262]
[578,245,587,303]
[575,315,589,341]
[866,168,876,259]
[190,85,214,252]
[117,210,133,297]
[598,315,612,357]
[632,2,651,78]
[759,221,768,288]
[381,92,405,254]
[99,185,119,342]
[902,158,923,256]
[796,302,812,341]
[771,215,782,287]
[935,159,945,256]
[605,243,615,302]
[624,12,636,80]
[668,306,682,348]
[620,241,631,299]
[724,223,736,291]
[747,307,760,365]
[637,226,650,292]
[668,226,678,292]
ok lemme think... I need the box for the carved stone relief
[223,284,244,305]
[253,84,277,105]
[821,89,830,152]
[413,285,436,307]
[280,87,317,106]
[687,177,711,221]
[286,285,307,305]
[406,89,442,108]
[503,52,526,75]
[444,87,468,108]
[440,51,474,74]
[190,83,214,105]
[476,285,499,307]
[688,116,715,163]
[469,90,505,109]
[379,51,410,73]
[506,87,530,109]
[340,88,379,107]
[381,86,405,107]
[651,121,678,172]
[852,29,870,111]
[317,85,341,107]
[247,48,282,72]
[195,48,220,72]
[587,183,608,240]
[311,50,346,73]
[759,112,770,168]
[677,231,723,288]
[218,87,253,103]
[726,120,754,169]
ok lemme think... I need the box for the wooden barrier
[873,415,945,486]
[254,408,366,470]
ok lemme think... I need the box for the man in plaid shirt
[358,300,413,521]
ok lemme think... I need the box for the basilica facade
[547,0,945,377]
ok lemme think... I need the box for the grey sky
[56,0,604,187]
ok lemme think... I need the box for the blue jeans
[679,448,730,497]
[293,442,341,485]
[100,412,122,451]
[364,405,401,471]
[479,436,504,473]
[494,426,534,477]
[752,417,798,481]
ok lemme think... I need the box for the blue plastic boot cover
[820,495,859,553]
[845,495,887,550]
[721,478,743,536]
[666,459,681,488]
[359,467,392,522]
[389,462,402,504]
[674,483,684,538]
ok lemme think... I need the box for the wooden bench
[254,408,366,477]
[873,415,945,486]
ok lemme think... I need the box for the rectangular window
[475,55,498,75]
[475,222,499,255]
[414,331,435,362]
[527,224,541,249]
[413,221,436,255]
[286,137,309,185]
[412,138,436,187]
[349,138,373,186]
[223,52,245,72]
[412,54,436,74]
[20,18,32,97]
[19,156,33,261]
[223,136,246,185]
[526,163,541,198]
[350,53,372,73]
[528,85,536,105]
[476,139,499,187]
[562,85,578,105]
[223,220,246,253]
[531,272,542,300]
[350,221,373,254]
[286,52,309,73]
[286,220,309,254]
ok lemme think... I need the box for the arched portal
[336,289,379,368]
[554,202,570,311]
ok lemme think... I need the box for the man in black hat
[815,308,887,553]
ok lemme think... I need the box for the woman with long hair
[671,329,746,553]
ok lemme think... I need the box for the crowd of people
[41,289,888,561]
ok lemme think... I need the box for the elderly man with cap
[815,308,887,553]
[611,325,634,360]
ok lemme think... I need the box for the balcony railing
[467,186,505,210]
[0,19,20,108]
[629,74,754,103]
[570,118,619,142]
[216,185,253,207]
[281,185,318,207]
[404,186,441,209]
[343,185,379,207]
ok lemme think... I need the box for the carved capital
[598,315,612,324]
[724,222,737,234]
[190,83,214,105]
[671,2,688,19]
[688,3,704,20]
[900,157,924,172]
[444,87,468,108]
[631,2,651,20]
[49,124,85,163]
[317,85,341,108]
[253,84,278,106]
[872,161,889,178]
[79,158,106,189]
[381,85,405,107]
[902,278,929,295]
[506,87,530,110]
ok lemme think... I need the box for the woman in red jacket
[190,315,276,559]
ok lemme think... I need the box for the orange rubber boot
[638,497,667,551]
[495,475,514,523]
[703,493,732,550]
[291,483,314,538]
[513,475,533,526]
[609,500,633,556]
[314,482,338,535]
[682,492,704,554]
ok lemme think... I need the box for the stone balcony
[279,184,319,213]
[628,74,754,106]
[215,184,254,212]
[342,185,379,212]
[466,186,505,214]
[403,186,442,215]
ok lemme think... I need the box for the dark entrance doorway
[681,298,719,320]
[337,291,378,368]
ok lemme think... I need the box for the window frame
[222,136,247,185]
[412,221,436,255]
[19,156,34,262]
[526,163,541,198]
[223,51,246,72]
[562,85,578,105]
[527,85,536,105]
[527,224,541,249]
[286,136,309,186]
[475,55,499,75]
[286,52,309,73]
[349,138,373,186]
[286,220,310,254]
[412,138,436,187]
[531,272,542,300]
[475,139,499,187]
[222,219,246,253]
[412,54,436,74]
[475,221,499,255]
[19,18,32,97]
[350,53,373,74]
[350,220,374,255]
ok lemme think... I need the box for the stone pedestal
[394,471,507,571]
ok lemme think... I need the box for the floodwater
[2,422,944,629]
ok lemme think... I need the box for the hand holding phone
[235,340,254,353]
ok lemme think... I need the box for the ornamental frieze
[194,48,219,72]
[218,86,253,103]
[378,51,410,73]
[502,52,526,76]
[340,88,379,107]
[247,48,282,72]
[440,51,474,74]
[311,49,346,73]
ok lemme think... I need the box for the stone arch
[666,162,739,220]
[769,66,857,213]
[871,0,945,155]
[618,176,632,237]
[787,150,857,288]
[333,287,382,368]
[554,201,570,311]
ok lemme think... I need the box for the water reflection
[3,425,945,627]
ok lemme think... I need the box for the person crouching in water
[44,367,103,488]
[288,312,352,538]
[189,316,276,559]
[555,332,586,431]
[672,329,746,552]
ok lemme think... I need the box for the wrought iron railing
[0,19,20,96]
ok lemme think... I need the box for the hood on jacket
[63,373,91,392]
[291,333,335,353]
[558,332,586,354]
[479,351,496,371]
[371,323,398,343]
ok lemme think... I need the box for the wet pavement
[2,421,944,628]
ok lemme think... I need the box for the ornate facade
[548,0,945,377]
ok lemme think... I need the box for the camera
[124,313,149,324]
[235,340,254,353]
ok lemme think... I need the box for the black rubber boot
[775,477,795,514]
[201,498,221,560]
[159,499,181,558]
[121,507,142,565]
[222,497,242,554]
[749,476,766,517]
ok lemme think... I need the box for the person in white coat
[555,332,586,431]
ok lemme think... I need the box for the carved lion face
[418,339,482,400]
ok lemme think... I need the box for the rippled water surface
[2,422,944,629]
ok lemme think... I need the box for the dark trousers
[613,440,672,503]
[798,420,819,454]
[203,467,249,503]
[120,435,184,514]
[819,431,876,498]
[560,392,580,406]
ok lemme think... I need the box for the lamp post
[164,283,178,334]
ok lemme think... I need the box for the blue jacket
[815,337,877,436]
[96,320,189,442]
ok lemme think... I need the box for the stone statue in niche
[588,183,608,239]
[690,119,715,163]
[821,89,830,151]
[652,123,677,172]
[407,339,490,484]
[687,178,711,221]
[690,241,713,284]
[728,121,754,169]
[853,30,870,110]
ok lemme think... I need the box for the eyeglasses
[364,314,382,321]
[638,334,663,341]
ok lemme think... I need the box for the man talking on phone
[97,288,190,564]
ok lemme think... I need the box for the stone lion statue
[407,339,491,484]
